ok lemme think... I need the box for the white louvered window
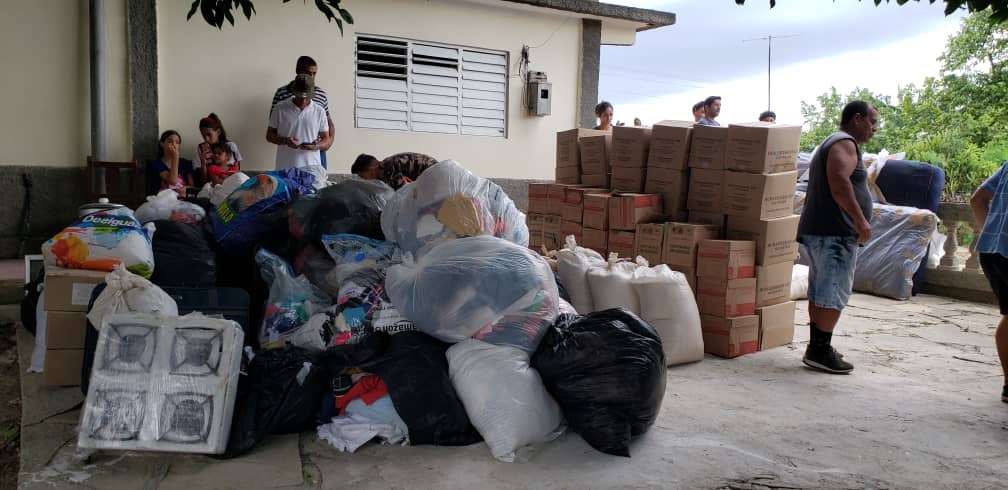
[355,35,508,137]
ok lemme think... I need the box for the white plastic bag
[928,230,947,268]
[632,264,704,366]
[29,290,46,373]
[790,264,809,300]
[86,263,179,329]
[586,254,642,315]
[135,189,206,224]
[556,236,605,315]
[386,236,558,352]
[381,160,528,258]
[447,339,562,462]
[210,172,250,206]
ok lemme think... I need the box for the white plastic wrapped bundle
[135,189,207,224]
[447,339,562,462]
[632,264,704,366]
[78,313,244,454]
[380,160,528,258]
[386,235,558,353]
[586,254,642,315]
[555,236,605,314]
[852,204,937,300]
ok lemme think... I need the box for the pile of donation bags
[38,161,677,460]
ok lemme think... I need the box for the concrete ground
[17,293,1008,489]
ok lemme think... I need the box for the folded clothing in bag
[211,168,317,251]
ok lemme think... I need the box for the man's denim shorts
[801,235,858,311]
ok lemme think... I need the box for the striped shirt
[381,153,438,190]
[976,162,1008,256]
[270,84,329,115]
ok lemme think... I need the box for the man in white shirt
[266,74,330,170]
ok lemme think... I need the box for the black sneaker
[1002,385,1008,403]
[803,345,854,374]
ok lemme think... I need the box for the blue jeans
[801,235,857,311]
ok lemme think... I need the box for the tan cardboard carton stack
[660,222,721,291]
[634,223,666,266]
[579,133,612,188]
[723,123,802,351]
[696,239,758,358]
[543,215,563,251]
[582,193,611,255]
[687,124,729,235]
[561,186,610,254]
[563,187,609,223]
[607,193,662,259]
[525,183,550,253]
[527,214,545,252]
[646,121,693,218]
[556,128,607,184]
[610,126,651,192]
[42,267,107,385]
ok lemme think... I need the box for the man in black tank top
[797,100,878,374]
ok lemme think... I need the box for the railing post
[965,223,983,273]
[939,220,962,271]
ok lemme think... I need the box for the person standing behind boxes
[697,96,721,127]
[969,160,1008,402]
[797,100,878,374]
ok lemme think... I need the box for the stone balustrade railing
[923,202,993,303]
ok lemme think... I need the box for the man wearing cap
[266,74,330,170]
[270,56,334,169]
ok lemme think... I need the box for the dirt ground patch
[0,321,21,490]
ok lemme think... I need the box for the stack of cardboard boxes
[696,239,759,358]
[645,120,692,221]
[610,126,651,193]
[555,128,607,184]
[722,123,802,353]
[40,267,107,385]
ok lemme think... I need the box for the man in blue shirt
[696,96,721,126]
[970,163,1008,401]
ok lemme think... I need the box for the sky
[599,0,967,128]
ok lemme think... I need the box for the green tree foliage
[801,11,1008,201]
[734,0,1008,23]
[187,0,353,33]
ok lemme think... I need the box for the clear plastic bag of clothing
[255,248,332,348]
[380,160,528,259]
[386,235,557,353]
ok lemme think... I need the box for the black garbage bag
[20,266,44,336]
[289,179,394,244]
[531,308,666,457]
[150,220,217,287]
[317,331,482,446]
[220,345,331,458]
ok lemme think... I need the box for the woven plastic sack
[586,254,642,315]
[380,160,528,258]
[555,236,605,314]
[632,264,703,366]
[42,207,155,278]
[386,235,557,353]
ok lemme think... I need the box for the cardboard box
[647,120,694,170]
[563,187,608,223]
[580,173,610,188]
[44,267,108,312]
[687,168,724,212]
[527,213,545,250]
[644,171,689,216]
[528,183,550,215]
[758,300,796,350]
[543,215,563,251]
[611,167,646,193]
[582,193,612,230]
[547,184,578,216]
[722,171,798,220]
[725,123,802,174]
[726,214,799,266]
[688,124,729,170]
[669,265,697,292]
[688,210,727,237]
[582,227,608,256]
[608,230,636,259]
[697,240,756,279]
[611,126,652,168]
[42,349,84,386]
[661,222,721,268]
[562,221,584,245]
[608,193,663,231]
[635,223,666,266]
[555,165,580,184]
[579,134,612,175]
[45,311,87,349]
[557,128,607,169]
[701,315,759,358]
[755,261,794,308]
[697,277,757,317]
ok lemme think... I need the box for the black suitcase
[81,284,252,394]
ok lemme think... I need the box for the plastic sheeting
[851,205,937,300]
[380,160,528,258]
[386,236,558,353]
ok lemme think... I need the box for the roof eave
[499,0,676,31]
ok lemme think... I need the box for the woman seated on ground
[207,142,239,186]
[152,130,195,196]
[195,113,242,184]
[351,152,438,190]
